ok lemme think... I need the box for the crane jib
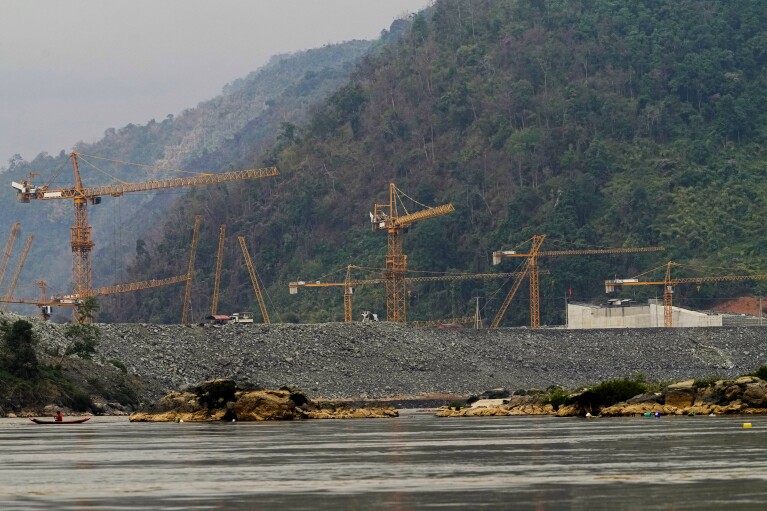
[16,167,280,201]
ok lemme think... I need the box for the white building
[567,299,723,329]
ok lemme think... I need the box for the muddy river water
[1,412,765,510]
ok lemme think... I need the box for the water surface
[1,413,765,510]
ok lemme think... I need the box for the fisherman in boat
[55,411,62,422]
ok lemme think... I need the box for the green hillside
[95,0,767,324]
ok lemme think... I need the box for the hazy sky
[0,0,430,165]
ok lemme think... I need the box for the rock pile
[23,316,767,401]
[128,379,398,422]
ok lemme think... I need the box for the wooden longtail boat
[30,417,90,424]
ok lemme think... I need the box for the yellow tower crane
[0,222,21,288]
[0,214,203,321]
[211,224,227,316]
[11,151,279,305]
[0,273,189,320]
[491,235,665,328]
[238,236,270,324]
[371,183,454,322]
[289,266,533,323]
[605,261,767,327]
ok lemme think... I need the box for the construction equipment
[11,151,279,305]
[2,280,79,320]
[230,312,254,324]
[490,235,546,329]
[181,215,202,324]
[1,235,34,313]
[491,235,665,328]
[0,215,198,321]
[605,261,767,327]
[238,236,270,324]
[290,266,534,323]
[35,281,53,320]
[0,273,189,320]
[0,222,20,288]
[211,224,226,316]
[371,183,454,322]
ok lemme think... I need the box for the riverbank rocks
[305,407,399,419]
[437,404,554,417]
[437,377,767,418]
[594,376,767,416]
[129,379,398,422]
[664,380,697,407]
[438,394,554,417]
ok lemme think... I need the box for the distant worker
[55,410,62,422]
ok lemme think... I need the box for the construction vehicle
[11,151,279,316]
[230,312,254,324]
[371,183,454,322]
[491,235,665,328]
[605,261,767,327]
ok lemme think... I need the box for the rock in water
[129,379,397,422]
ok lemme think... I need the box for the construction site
[3,152,767,329]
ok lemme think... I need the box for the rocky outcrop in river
[128,379,398,422]
[437,376,767,417]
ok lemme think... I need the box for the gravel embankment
[29,318,767,400]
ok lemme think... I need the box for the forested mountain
[107,0,767,326]
[0,41,371,316]
[7,0,766,326]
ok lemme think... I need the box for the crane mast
[238,236,270,324]
[1,235,34,313]
[181,215,202,324]
[211,224,227,316]
[371,183,454,322]
[0,222,21,288]
[69,153,94,299]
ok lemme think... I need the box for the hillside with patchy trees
[6,1,767,326]
[106,0,767,326]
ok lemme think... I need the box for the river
[1,413,765,510]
